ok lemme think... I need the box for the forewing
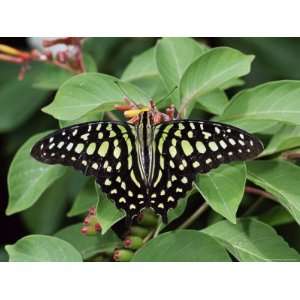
[150,120,263,219]
[31,121,147,219]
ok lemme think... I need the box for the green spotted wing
[31,121,147,220]
[149,120,264,220]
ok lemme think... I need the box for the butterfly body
[31,109,263,223]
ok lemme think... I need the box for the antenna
[155,86,178,105]
[114,80,138,106]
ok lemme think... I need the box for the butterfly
[31,104,263,223]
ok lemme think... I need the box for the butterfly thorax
[135,111,155,188]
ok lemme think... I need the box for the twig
[178,202,209,229]
[281,151,300,160]
[245,186,277,201]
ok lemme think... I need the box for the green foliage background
[1,37,300,262]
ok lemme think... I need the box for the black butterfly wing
[149,120,264,220]
[31,121,147,219]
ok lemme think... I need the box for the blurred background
[1,37,300,260]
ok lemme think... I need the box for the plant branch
[281,150,300,160]
[245,186,277,201]
[178,202,209,229]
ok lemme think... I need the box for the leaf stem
[178,202,209,229]
[142,229,155,243]
[142,219,162,243]
[153,221,162,238]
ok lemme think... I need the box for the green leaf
[59,110,104,128]
[42,73,149,121]
[195,162,246,223]
[262,124,300,156]
[5,235,82,262]
[180,47,254,114]
[219,81,300,128]
[132,230,231,262]
[156,38,208,108]
[55,223,121,260]
[258,205,294,227]
[0,79,48,133]
[96,183,125,234]
[216,119,279,134]
[7,132,66,215]
[203,218,300,261]
[220,78,245,90]
[0,247,8,262]
[68,179,98,217]
[247,160,300,225]
[196,89,229,115]
[31,54,97,90]
[156,37,208,91]
[121,47,167,99]
[21,178,67,234]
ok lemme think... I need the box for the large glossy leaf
[68,179,98,217]
[5,235,82,262]
[196,89,229,115]
[96,183,125,234]
[42,73,149,120]
[121,47,166,99]
[21,178,67,234]
[216,119,280,134]
[258,205,294,227]
[55,223,121,260]
[156,38,208,108]
[0,79,48,133]
[156,37,208,91]
[219,81,300,128]
[132,230,231,262]
[247,160,300,224]
[203,218,300,261]
[262,124,300,156]
[195,162,246,223]
[180,47,253,114]
[6,132,66,215]
[59,110,104,128]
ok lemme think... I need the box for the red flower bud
[123,235,143,250]
[88,207,96,215]
[95,223,102,232]
[113,249,134,262]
